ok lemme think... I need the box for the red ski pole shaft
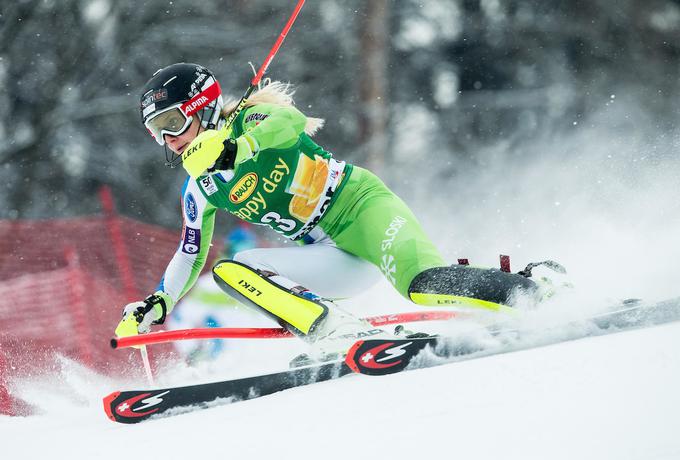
[223,0,306,129]
[111,310,467,349]
[251,0,306,87]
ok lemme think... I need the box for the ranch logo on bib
[229,173,258,204]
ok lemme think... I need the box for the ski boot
[517,259,573,302]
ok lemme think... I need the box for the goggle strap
[180,81,222,117]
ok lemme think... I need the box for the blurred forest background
[1,0,680,232]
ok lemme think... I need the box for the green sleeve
[239,103,307,151]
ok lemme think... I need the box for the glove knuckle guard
[182,128,230,177]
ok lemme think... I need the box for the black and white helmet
[140,63,224,146]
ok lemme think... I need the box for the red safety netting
[0,188,223,415]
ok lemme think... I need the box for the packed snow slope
[2,317,679,460]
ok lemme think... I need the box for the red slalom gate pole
[111,327,291,349]
[64,247,94,367]
[100,186,138,301]
[111,310,467,349]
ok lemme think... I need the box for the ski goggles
[143,81,222,146]
[144,104,193,145]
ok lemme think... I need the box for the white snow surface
[2,315,679,460]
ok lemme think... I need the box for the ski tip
[103,391,121,422]
[344,337,439,376]
[344,340,365,373]
[110,338,118,349]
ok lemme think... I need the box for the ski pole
[139,345,155,386]
[115,315,155,384]
[221,0,306,131]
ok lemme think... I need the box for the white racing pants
[233,239,382,300]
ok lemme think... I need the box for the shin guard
[212,260,328,337]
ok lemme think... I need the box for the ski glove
[182,125,258,178]
[115,292,174,337]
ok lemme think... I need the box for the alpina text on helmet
[182,96,210,116]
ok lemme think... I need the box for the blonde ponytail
[221,80,325,136]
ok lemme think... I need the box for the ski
[104,298,680,421]
[104,360,351,424]
[345,298,680,376]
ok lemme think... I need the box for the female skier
[117,63,538,353]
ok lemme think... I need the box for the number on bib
[260,212,296,233]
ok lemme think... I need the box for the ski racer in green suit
[116,63,539,353]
